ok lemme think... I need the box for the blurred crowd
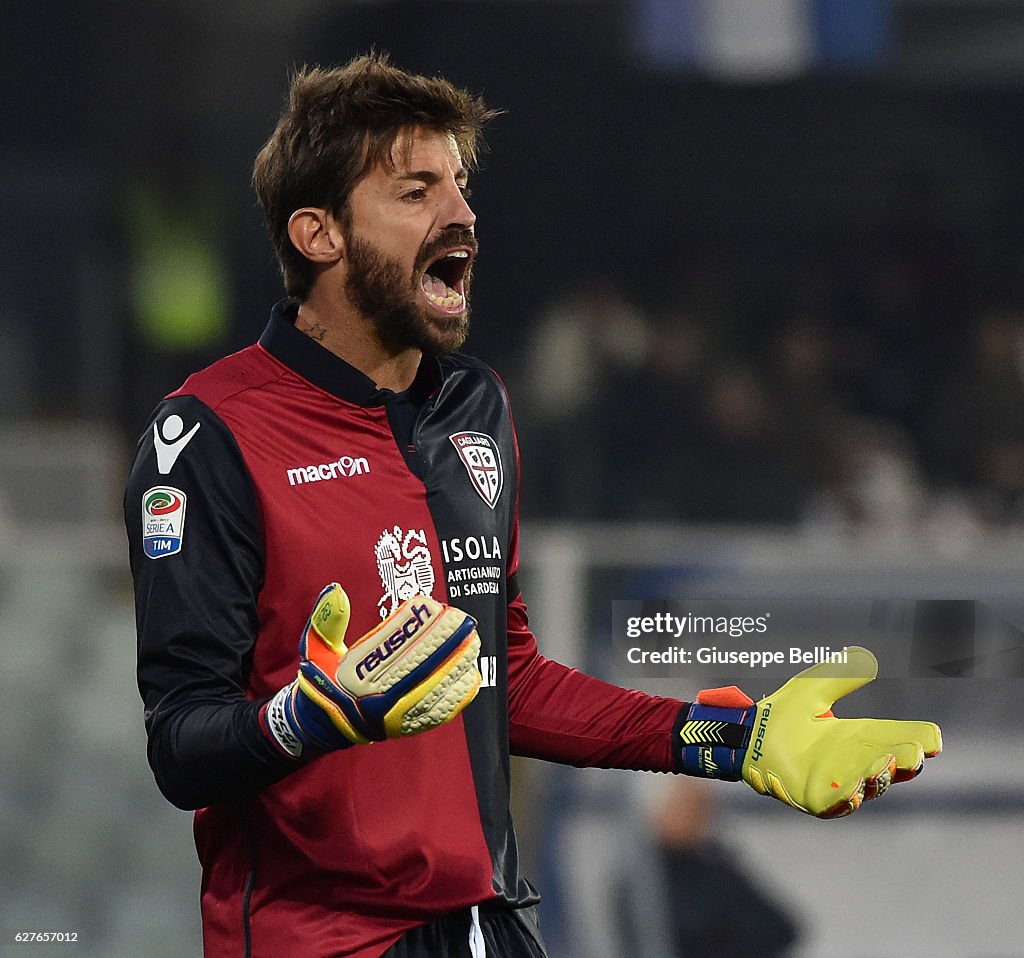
[510,268,1024,537]
[542,768,799,958]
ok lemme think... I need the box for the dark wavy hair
[252,53,497,300]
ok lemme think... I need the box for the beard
[343,228,475,357]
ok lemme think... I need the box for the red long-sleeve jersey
[126,300,686,958]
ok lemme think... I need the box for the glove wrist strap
[261,685,305,759]
[673,699,755,781]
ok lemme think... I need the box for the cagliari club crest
[375,525,436,618]
[449,431,503,509]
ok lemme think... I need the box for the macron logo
[153,415,201,475]
[287,454,371,486]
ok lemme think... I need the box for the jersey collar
[258,298,441,407]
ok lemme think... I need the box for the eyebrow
[396,168,469,185]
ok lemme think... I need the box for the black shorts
[381,905,547,958]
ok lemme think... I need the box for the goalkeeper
[126,53,941,958]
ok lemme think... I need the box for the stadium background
[1,2,1022,955]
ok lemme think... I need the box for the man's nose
[443,185,476,231]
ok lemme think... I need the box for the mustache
[416,228,478,270]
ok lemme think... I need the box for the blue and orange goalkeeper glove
[262,583,482,758]
[673,646,942,817]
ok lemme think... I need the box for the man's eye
[459,186,473,200]
[403,188,427,201]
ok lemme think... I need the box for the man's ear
[287,208,346,266]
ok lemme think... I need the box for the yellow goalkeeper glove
[674,646,942,818]
[262,583,482,758]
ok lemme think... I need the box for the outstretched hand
[675,646,942,818]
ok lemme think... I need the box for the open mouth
[419,248,472,312]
